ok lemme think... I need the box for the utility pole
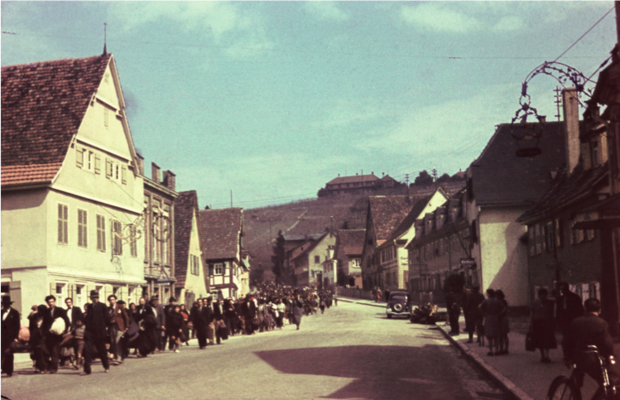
[230,190,233,208]
[616,1,620,44]
[405,174,409,199]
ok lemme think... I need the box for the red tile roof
[336,229,366,257]
[174,191,200,286]
[368,195,424,242]
[198,208,243,261]
[327,174,379,185]
[1,54,112,187]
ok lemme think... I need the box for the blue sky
[2,1,617,209]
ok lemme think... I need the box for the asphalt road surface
[2,301,507,400]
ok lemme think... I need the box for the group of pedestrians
[1,283,338,377]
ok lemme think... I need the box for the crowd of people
[0,283,338,377]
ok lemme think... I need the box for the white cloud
[303,2,350,22]
[107,2,272,57]
[493,16,526,32]
[400,3,481,33]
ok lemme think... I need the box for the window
[545,221,554,253]
[75,285,84,309]
[191,255,199,276]
[78,209,88,248]
[76,147,84,168]
[214,263,224,275]
[162,205,170,265]
[112,220,123,256]
[555,219,563,248]
[58,204,68,244]
[55,283,66,305]
[585,229,596,241]
[314,255,321,264]
[130,225,138,257]
[96,214,106,252]
[529,226,536,256]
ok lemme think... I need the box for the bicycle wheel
[547,375,582,400]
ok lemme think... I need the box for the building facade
[1,54,146,323]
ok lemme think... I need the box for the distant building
[335,229,366,288]
[199,207,245,300]
[321,172,400,196]
[173,190,208,307]
[292,231,337,288]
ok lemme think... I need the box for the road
[2,301,507,400]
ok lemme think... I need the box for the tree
[271,230,286,283]
[436,173,451,183]
[413,170,434,186]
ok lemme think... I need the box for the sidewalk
[340,297,619,400]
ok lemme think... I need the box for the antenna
[103,23,107,56]
[554,86,562,121]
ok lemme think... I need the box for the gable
[1,54,112,187]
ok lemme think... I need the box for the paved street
[2,302,507,400]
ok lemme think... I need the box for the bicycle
[547,345,618,400]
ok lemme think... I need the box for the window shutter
[76,147,84,168]
[106,159,113,179]
[94,154,101,175]
[121,166,127,185]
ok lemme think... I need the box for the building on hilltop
[1,54,146,323]
[319,172,400,196]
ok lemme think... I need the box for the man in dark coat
[292,292,304,330]
[1,296,21,377]
[445,289,461,336]
[192,298,209,349]
[135,297,155,356]
[65,297,84,329]
[43,295,70,373]
[464,285,485,343]
[150,296,166,352]
[83,291,110,375]
[556,282,584,356]
[563,298,618,386]
[243,295,257,335]
[164,297,177,350]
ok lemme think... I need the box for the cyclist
[563,298,619,388]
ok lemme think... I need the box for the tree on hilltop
[413,170,434,186]
[271,230,286,283]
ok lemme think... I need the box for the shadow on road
[255,345,468,400]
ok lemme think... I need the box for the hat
[169,297,176,303]
[89,290,99,298]
[117,300,126,305]
[150,295,159,301]
[1,295,14,305]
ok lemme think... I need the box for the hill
[244,180,465,282]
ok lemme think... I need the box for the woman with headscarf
[179,304,190,346]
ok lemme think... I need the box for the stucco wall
[478,207,529,307]
[182,210,208,302]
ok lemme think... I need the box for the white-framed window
[96,214,106,252]
[75,284,85,309]
[162,205,170,265]
[152,201,161,264]
[111,220,123,256]
[214,263,224,275]
[78,209,88,248]
[191,255,199,276]
[130,225,138,257]
[55,282,67,305]
[58,203,69,244]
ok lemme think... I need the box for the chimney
[562,88,580,174]
[163,170,176,191]
[136,153,144,176]
[151,162,160,183]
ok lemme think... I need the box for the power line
[553,6,615,63]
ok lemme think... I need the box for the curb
[338,297,386,309]
[436,325,535,400]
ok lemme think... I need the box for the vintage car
[385,291,410,318]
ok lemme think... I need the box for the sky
[1,1,617,209]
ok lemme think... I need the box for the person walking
[463,285,485,344]
[495,290,510,355]
[168,305,184,353]
[555,282,583,357]
[150,296,166,352]
[134,297,156,357]
[479,289,504,356]
[179,304,190,346]
[82,290,110,375]
[42,295,70,373]
[1,296,21,377]
[530,288,557,363]
[192,298,209,349]
[292,292,304,330]
[445,288,461,336]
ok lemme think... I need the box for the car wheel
[392,303,403,313]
